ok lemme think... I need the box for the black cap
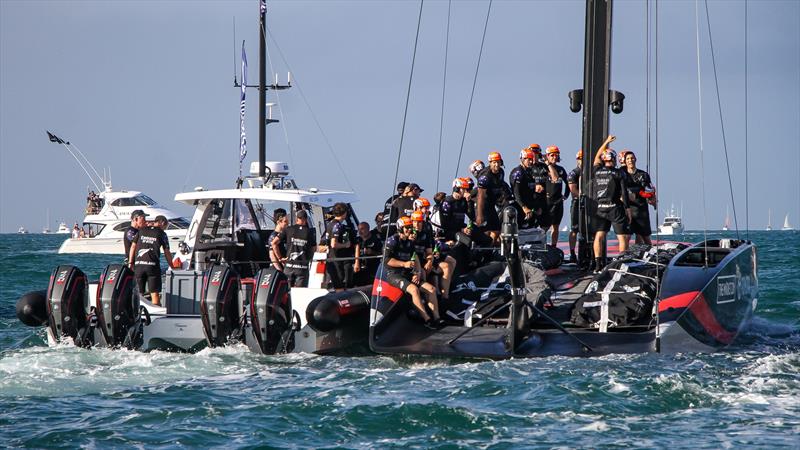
[131,210,146,220]
[154,215,168,223]
[296,210,308,220]
[408,183,424,193]
[397,181,410,191]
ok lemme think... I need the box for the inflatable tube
[16,290,47,327]
[306,286,371,332]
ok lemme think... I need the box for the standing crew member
[527,144,549,228]
[620,150,657,245]
[476,151,512,244]
[124,209,147,264]
[543,146,570,246]
[269,211,289,272]
[439,178,470,241]
[354,221,383,286]
[327,202,356,291]
[128,215,176,307]
[592,135,631,271]
[381,182,409,232]
[278,210,317,287]
[567,149,583,263]
[382,216,443,329]
[509,147,539,228]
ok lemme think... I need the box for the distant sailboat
[766,209,772,231]
[722,205,730,231]
[42,209,51,234]
[782,214,794,231]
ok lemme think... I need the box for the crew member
[592,135,631,271]
[390,183,422,225]
[620,150,657,245]
[382,216,442,329]
[123,210,147,263]
[528,144,549,227]
[381,182,409,231]
[354,221,382,286]
[278,210,316,287]
[476,151,512,244]
[439,178,470,241]
[509,147,538,228]
[128,215,176,307]
[567,149,583,263]
[411,211,455,301]
[543,146,570,246]
[269,211,289,272]
[327,202,356,291]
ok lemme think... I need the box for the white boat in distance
[782,214,794,231]
[766,209,772,231]
[56,222,70,234]
[58,189,188,255]
[658,205,684,235]
[17,227,28,234]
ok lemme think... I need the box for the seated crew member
[439,178,470,241]
[592,135,631,271]
[269,211,289,272]
[411,210,455,301]
[128,215,176,306]
[543,146,570,247]
[509,147,539,228]
[328,202,356,291]
[383,216,442,328]
[527,144,549,228]
[619,150,657,245]
[476,151,512,244]
[567,149,583,263]
[354,221,382,286]
[278,210,316,287]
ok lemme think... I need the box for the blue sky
[1,0,798,233]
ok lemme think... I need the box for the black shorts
[385,269,414,291]
[284,267,309,288]
[595,206,631,235]
[541,202,564,229]
[328,260,354,289]
[570,200,579,232]
[478,208,501,232]
[629,206,652,237]
[134,264,162,294]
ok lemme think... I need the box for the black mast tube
[258,1,267,178]
[579,0,613,258]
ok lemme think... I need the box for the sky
[1,0,798,233]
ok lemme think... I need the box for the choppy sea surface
[1,232,798,449]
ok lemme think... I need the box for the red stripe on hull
[660,291,736,345]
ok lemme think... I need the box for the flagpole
[258,0,267,179]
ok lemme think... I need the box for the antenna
[232,16,238,86]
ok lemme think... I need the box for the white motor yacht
[658,205,684,235]
[57,189,189,255]
[56,222,71,234]
[17,227,28,234]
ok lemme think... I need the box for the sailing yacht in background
[722,205,731,231]
[766,209,772,231]
[42,209,51,234]
[782,214,794,231]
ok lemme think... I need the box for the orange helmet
[452,177,471,190]
[464,177,475,190]
[601,148,617,163]
[410,211,425,222]
[396,216,413,229]
[546,145,560,155]
[528,143,541,151]
[487,151,503,163]
[576,149,583,160]
[469,159,485,177]
[520,148,535,161]
[413,197,430,210]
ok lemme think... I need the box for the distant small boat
[560,224,569,232]
[42,209,51,234]
[658,204,684,235]
[766,209,772,231]
[17,227,28,234]
[782,214,794,231]
[56,222,71,234]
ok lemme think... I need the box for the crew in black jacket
[278,210,317,287]
[620,150,657,245]
[592,135,631,271]
[128,215,176,306]
[509,147,538,228]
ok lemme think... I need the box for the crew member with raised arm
[592,135,631,271]
[567,149,583,263]
[128,215,176,307]
[620,150,657,245]
[509,147,538,228]
[543,146,570,246]
[476,152,512,244]
[383,216,443,329]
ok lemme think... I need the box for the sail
[783,214,793,230]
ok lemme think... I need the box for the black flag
[46,131,68,145]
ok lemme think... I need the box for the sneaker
[424,320,439,331]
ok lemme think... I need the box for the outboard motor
[45,265,90,346]
[199,264,242,347]
[249,267,293,354]
[96,264,140,348]
[16,290,48,327]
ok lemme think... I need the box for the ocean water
[1,232,798,448]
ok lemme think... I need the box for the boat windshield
[110,195,157,207]
[168,217,190,230]
[198,199,233,243]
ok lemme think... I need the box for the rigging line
[69,142,106,190]
[435,0,452,192]
[654,0,660,245]
[56,141,103,193]
[694,0,709,265]
[744,0,749,238]
[703,0,739,240]
[260,20,296,173]
[453,0,493,179]
[645,0,651,173]
[233,17,237,85]
[264,26,355,192]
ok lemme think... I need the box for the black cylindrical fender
[16,290,48,327]
[306,286,371,332]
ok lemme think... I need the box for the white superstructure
[658,205,684,235]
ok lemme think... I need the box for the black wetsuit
[382,233,417,291]
[476,167,511,231]
[280,224,316,287]
[592,164,630,234]
[132,226,169,294]
[543,163,570,228]
[439,194,468,241]
[623,168,654,237]
[567,166,582,232]
[328,219,356,289]
[509,164,537,227]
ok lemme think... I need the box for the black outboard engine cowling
[46,265,90,346]
[250,267,293,354]
[96,264,140,348]
[200,264,242,347]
